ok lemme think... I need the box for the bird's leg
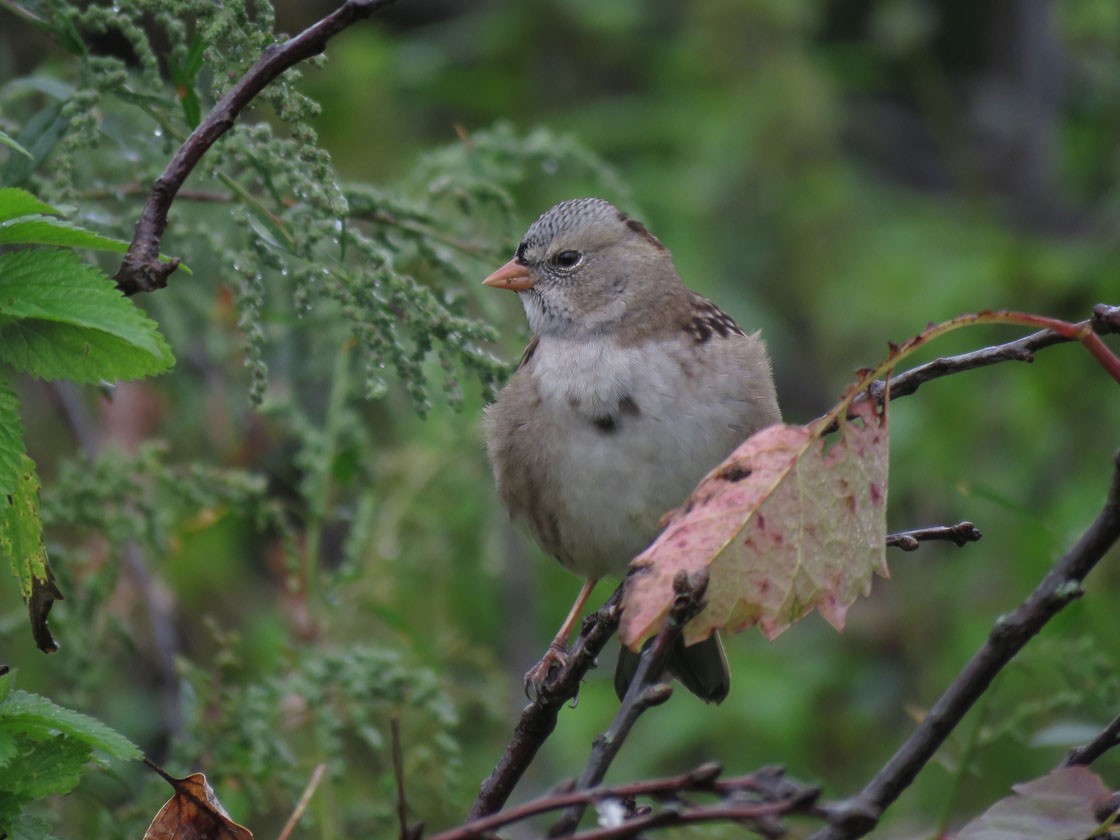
[524,578,599,698]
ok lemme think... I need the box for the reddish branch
[886,521,982,551]
[113,0,400,296]
[442,763,817,840]
[810,452,1120,840]
[870,304,1120,403]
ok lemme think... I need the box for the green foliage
[0,671,139,835]
[0,1,1117,838]
[178,645,461,835]
[0,185,175,666]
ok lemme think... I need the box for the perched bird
[484,198,781,703]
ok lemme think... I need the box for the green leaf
[0,188,187,269]
[0,730,17,769]
[0,378,26,497]
[2,806,53,840]
[184,33,207,79]
[1,102,67,187]
[0,734,89,799]
[0,216,129,253]
[181,86,202,129]
[0,250,174,382]
[0,689,140,761]
[0,456,61,653]
[0,133,32,161]
[0,188,57,224]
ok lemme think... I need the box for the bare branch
[886,521,982,551]
[1062,712,1120,769]
[468,587,624,820]
[390,719,422,840]
[436,763,819,840]
[810,451,1120,840]
[548,572,710,837]
[113,0,400,295]
[871,304,1120,405]
[275,763,327,840]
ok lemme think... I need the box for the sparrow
[483,198,781,703]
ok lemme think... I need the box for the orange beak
[482,258,534,292]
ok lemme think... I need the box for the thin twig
[870,304,1120,406]
[275,763,327,840]
[548,572,710,837]
[886,521,982,551]
[810,451,1120,840]
[468,587,624,820]
[390,718,422,840]
[1062,712,1120,768]
[114,0,400,295]
[437,764,819,840]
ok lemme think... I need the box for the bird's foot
[523,641,570,700]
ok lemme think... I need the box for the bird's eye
[550,250,582,270]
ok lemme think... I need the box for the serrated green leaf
[0,731,17,769]
[0,216,129,253]
[0,133,32,161]
[0,250,174,380]
[0,318,173,382]
[0,690,140,761]
[0,379,26,497]
[0,189,57,224]
[0,188,186,269]
[0,456,61,653]
[0,734,90,799]
[2,806,54,840]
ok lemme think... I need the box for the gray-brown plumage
[484,198,781,703]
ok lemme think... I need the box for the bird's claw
[524,642,570,701]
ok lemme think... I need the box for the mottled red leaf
[620,394,889,649]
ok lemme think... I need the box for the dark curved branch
[886,521,982,551]
[114,0,400,295]
[810,451,1120,840]
[1062,711,1120,768]
[549,572,710,837]
[871,304,1120,404]
[468,587,624,820]
[441,763,818,840]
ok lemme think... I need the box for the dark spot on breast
[718,464,752,482]
[619,395,641,416]
[592,415,617,432]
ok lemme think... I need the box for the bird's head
[483,198,680,339]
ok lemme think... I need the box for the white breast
[529,334,758,580]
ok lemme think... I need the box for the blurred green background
[1,0,1119,837]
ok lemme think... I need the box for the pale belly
[546,412,721,582]
[493,333,774,582]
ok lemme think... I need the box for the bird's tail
[614,631,730,704]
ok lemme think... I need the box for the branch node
[1091,304,1120,333]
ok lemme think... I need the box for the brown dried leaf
[953,767,1114,840]
[620,395,889,649]
[143,770,253,840]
